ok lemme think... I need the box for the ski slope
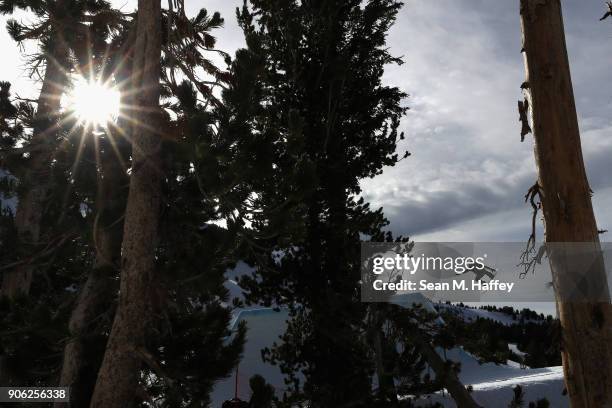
[212,278,567,407]
[414,347,566,407]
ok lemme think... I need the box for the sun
[64,77,121,127]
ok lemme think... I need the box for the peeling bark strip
[519,1,612,407]
[518,98,531,141]
[89,0,163,406]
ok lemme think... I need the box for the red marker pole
[234,363,239,399]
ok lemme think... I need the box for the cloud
[362,0,612,241]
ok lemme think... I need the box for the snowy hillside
[414,347,566,407]
[212,279,566,407]
[435,303,522,326]
[434,302,551,327]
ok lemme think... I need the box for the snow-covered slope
[395,298,566,406]
[436,302,528,326]
[212,279,566,407]
[213,273,291,403]
[211,307,290,404]
[417,346,565,407]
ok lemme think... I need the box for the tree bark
[1,1,69,298]
[55,37,135,406]
[413,333,481,408]
[89,1,163,406]
[520,1,612,407]
[56,126,129,407]
[373,328,398,402]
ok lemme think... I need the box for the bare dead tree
[519,1,612,406]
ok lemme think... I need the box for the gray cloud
[362,0,612,241]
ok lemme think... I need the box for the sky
[2,0,612,244]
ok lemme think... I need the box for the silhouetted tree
[509,385,525,408]
[235,0,408,405]
[248,374,275,408]
[0,0,120,298]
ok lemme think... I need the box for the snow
[470,366,563,390]
[435,302,521,326]
[212,278,567,407]
[419,362,565,407]
[508,343,527,358]
[407,346,566,407]
[444,347,560,386]
[411,302,567,406]
[0,170,17,212]
[390,292,440,314]
[212,307,290,404]
[214,275,292,403]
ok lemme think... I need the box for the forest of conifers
[0,0,611,407]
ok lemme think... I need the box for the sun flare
[64,78,121,127]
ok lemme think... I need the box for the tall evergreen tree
[56,6,238,405]
[0,84,94,388]
[235,1,408,405]
[0,0,121,383]
[88,1,164,405]
[0,82,26,384]
[88,2,250,405]
[56,23,131,407]
[0,0,118,298]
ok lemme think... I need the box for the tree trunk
[56,125,129,407]
[373,328,398,402]
[56,254,115,407]
[89,1,162,406]
[56,38,135,406]
[520,1,612,407]
[1,2,69,298]
[413,334,481,408]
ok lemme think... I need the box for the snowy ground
[414,347,566,407]
[212,278,566,407]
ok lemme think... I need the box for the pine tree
[0,82,28,385]
[235,1,408,405]
[55,5,239,405]
[0,10,113,383]
[509,385,525,408]
[528,398,550,408]
[0,0,118,298]
[56,21,131,406]
[248,375,275,408]
[87,2,250,404]
[2,1,262,404]
[1,7,121,388]
[390,305,482,408]
[88,1,164,405]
